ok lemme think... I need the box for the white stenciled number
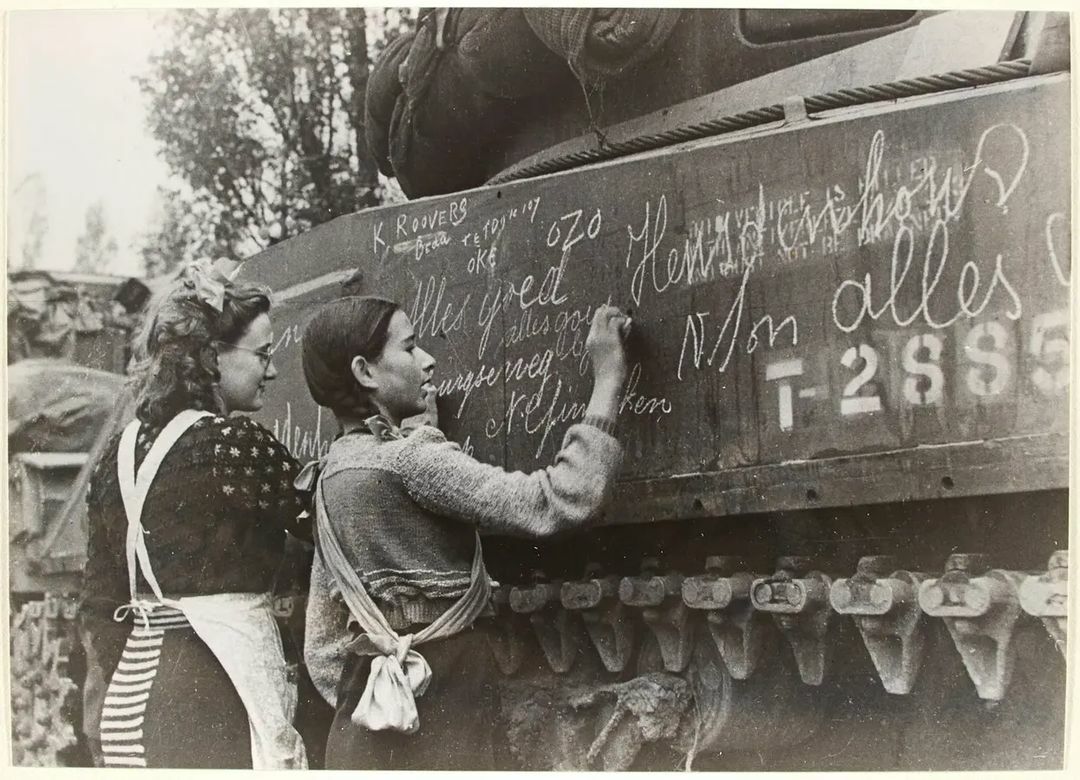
[840,345,882,415]
[765,358,805,432]
[964,322,1010,397]
[902,334,945,405]
[1030,309,1069,393]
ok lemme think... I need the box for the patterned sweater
[304,419,623,705]
[80,414,308,622]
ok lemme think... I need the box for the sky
[6,8,174,276]
[3,1,1063,279]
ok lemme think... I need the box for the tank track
[486,549,1067,770]
[8,594,82,766]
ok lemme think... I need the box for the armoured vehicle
[6,8,1071,771]
[238,8,1072,771]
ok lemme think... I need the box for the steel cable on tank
[488,59,1032,186]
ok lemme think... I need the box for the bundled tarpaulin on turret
[522,8,681,86]
[366,8,573,197]
[362,8,689,197]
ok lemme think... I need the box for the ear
[350,355,378,391]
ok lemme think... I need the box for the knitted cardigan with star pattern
[79,414,309,621]
[304,418,623,706]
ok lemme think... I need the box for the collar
[361,414,405,442]
[295,414,405,508]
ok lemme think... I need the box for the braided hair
[301,296,399,420]
[129,270,271,426]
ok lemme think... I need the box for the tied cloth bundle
[523,8,681,87]
[344,633,432,733]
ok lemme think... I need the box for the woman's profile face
[367,310,436,425]
[218,312,277,414]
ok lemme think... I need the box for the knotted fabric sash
[114,409,307,769]
[314,466,492,734]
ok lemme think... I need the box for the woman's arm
[78,447,128,618]
[303,552,353,707]
[397,421,622,537]
[77,450,131,702]
[397,305,631,537]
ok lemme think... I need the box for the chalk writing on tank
[247,86,1069,481]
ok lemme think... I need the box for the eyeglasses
[215,341,275,369]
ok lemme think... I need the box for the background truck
[238,8,1072,771]
[6,270,147,766]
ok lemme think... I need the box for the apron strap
[116,412,307,768]
[314,479,492,647]
[314,480,398,638]
[314,479,492,733]
[117,410,216,608]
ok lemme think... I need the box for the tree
[74,201,118,273]
[14,175,49,270]
[137,8,415,263]
[22,203,48,270]
[138,185,219,278]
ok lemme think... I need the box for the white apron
[113,409,307,769]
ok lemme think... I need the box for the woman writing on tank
[300,295,631,769]
[78,260,308,769]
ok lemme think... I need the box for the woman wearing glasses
[78,260,308,769]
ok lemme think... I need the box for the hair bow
[183,257,229,312]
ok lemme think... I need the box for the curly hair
[129,273,271,425]
[301,296,399,420]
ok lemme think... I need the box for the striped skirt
[99,605,251,768]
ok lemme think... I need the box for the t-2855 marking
[763,309,1069,431]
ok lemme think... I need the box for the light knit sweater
[304,419,623,706]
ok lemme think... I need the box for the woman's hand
[584,305,632,423]
[586,304,632,388]
[402,385,440,432]
[422,385,440,429]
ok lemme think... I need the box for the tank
[237,8,1071,771]
[7,8,1070,771]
